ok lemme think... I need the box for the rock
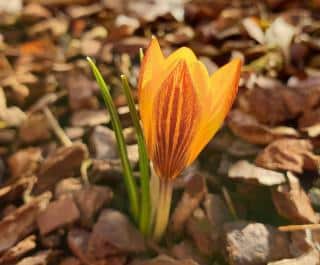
[228,160,286,186]
[7,147,42,178]
[36,143,87,193]
[88,209,145,259]
[171,174,207,234]
[89,126,118,159]
[0,192,51,253]
[54,178,83,200]
[37,196,80,236]
[255,139,319,174]
[74,185,113,227]
[223,221,291,265]
[267,250,319,265]
[71,109,109,127]
[129,255,199,265]
[19,113,51,143]
[272,172,318,224]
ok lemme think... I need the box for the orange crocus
[138,37,242,181]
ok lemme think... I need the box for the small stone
[65,127,85,140]
[223,221,290,265]
[19,113,51,143]
[129,255,199,265]
[0,129,15,144]
[37,197,80,236]
[59,257,82,265]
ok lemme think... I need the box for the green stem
[153,179,173,241]
[87,57,139,223]
[121,75,151,236]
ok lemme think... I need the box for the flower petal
[151,60,200,179]
[187,59,242,165]
[138,37,164,155]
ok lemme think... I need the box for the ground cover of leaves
[1,0,320,264]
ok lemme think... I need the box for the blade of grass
[121,75,150,235]
[87,57,139,223]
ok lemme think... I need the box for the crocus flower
[138,37,241,181]
[138,37,242,240]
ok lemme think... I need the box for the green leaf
[87,57,139,223]
[121,75,151,235]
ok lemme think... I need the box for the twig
[222,186,238,220]
[278,224,320,232]
[81,159,92,185]
[43,106,72,147]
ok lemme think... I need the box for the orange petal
[151,60,200,180]
[187,59,242,165]
[138,37,164,155]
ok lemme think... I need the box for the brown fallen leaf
[16,250,61,265]
[37,196,80,236]
[170,175,207,234]
[73,185,113,227]
[35,143,87,193]
[88,209,145,259]
[255,139,320,173]
[70,109,110,127]
[228,160,286,186]
[8,148,42,179]
[0,235,36,265]
[129,255,199,265]
[0,192,51,253]
[272,172,318,224]
[228,110,299,145]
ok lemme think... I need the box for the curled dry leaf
[255,139,320,174]
[228,160,286,186]
[228,110,299,145]
[272,172,318,224]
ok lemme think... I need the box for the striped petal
[151,60,200,179]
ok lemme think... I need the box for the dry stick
[278,224,320,232]
[222,186,238,220]
[43,107,72,147]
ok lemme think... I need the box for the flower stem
[87,57,139,223]
[121,75,151,236]
[153,179,173,241]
